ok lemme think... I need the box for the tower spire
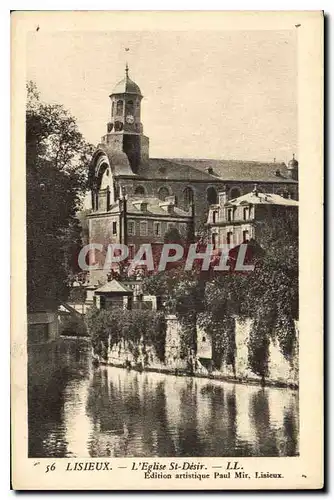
[125,47,130,78]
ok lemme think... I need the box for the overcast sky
[27,29,297,163]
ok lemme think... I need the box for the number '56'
[45,463,56,473]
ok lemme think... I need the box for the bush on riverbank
[86,306,167,362]
[59,314,88,337]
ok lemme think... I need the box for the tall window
[112,221,117,235]
[128,244,135,260]
[134,185,145,196]
[106,186,110,211]
[243,230,249,242]
[227,208,234,222]
[128,220,135,236]
[207,187,218,205]
[227,231,233,245]
[140,221,148,236]
[212,233,218,249]
[183,187,194,210]
[111,101,115,117]
[116,100,123,115]
[154,222,161,237]
[158,187,170,201]
[243,207,249,221]
[212,210,218,224]
[126,100,134,115]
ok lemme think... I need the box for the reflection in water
[28,339,299,458]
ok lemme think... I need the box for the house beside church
[206,185,299,248]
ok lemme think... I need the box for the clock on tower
[101,64,149,174]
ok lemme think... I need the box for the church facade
[88,65,298,284]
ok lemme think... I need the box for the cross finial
[125,62,129,77]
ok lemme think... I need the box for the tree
[142,211,298,382]
[26,81,94,310]
[163,226,183,244]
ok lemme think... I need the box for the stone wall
[196,317,299,386]
[106,337,164,371]
[96,313,298,387]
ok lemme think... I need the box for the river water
[28,338,299,458]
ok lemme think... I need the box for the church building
[87,65,298,284]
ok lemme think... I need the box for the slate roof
[91,145,137,177]
[140,158,297,184]
[111,74,142,96]
[95,280,132,294]
[140,158,217,182]
[108,196,191,218]
[226,191,299,207]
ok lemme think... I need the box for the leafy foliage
[26,81,94,310]
[60,314,88,337]
[142,213,298,379]
[86,306,167,362]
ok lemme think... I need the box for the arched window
[158,187,170,201]
[134,185,146,196]
[229,187,241,200]
[183,187,194,210]
[116,100,123,115]
[97,163,109,190]
[126,100,134,115]
[207,187,218,205]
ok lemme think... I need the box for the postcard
[11,10,323,490]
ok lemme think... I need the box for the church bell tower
[102,64,149,174]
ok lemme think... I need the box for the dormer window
[133,200,148,212]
